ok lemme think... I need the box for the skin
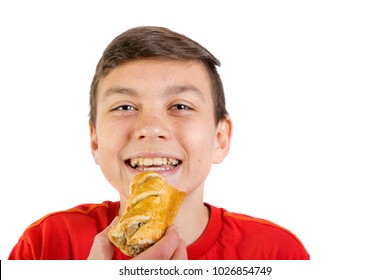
[88,59,232,259]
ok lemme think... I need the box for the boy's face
[90,59,231,201]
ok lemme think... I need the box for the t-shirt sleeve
[273,231,310,260]
[222,210,310,260]
[8,235,35,260]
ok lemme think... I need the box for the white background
[1,0,389,278]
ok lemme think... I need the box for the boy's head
[88,26,232,209]
[89,26,228,127]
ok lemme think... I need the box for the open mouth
[126,157,181,172]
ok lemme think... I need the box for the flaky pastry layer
[108,172,186,257]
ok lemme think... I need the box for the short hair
[89,26,228,126]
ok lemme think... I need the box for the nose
[134,111,170,140]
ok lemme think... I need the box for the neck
[175,185,209,245]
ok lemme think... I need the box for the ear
[89,121,99,165]
[213,117,233,164]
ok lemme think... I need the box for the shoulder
[24,201,119,234]
[9,201,120,259]
[209,204,310,259]
[221,208,298,238]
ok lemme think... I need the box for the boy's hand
[87,217,118,260]
[133,226,188,260]
[88,220,187,260]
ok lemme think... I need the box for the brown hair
[89,26,228,126]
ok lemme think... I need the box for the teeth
[143,158,154,166]
[137,167,172,172]
[130,157,180,168]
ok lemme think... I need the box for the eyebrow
[103,84,205,101]
[165,84,205,101]
[103,87,139,99]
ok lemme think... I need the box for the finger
[87,217,118,260]
[170,239,188,260]
[107,216,119,231]
[133,226,182,260]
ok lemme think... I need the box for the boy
[9,26,309,260]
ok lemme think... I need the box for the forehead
[97,59,213,100]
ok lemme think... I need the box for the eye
[171,104,191,110]
[112,105,136,111]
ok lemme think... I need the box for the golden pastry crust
[108,172,186,257]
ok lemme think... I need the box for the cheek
[97,120,130,152]
[97,133,121,161]
[176,127,216,193]
[95,124,129,178]
[179,122,216,160]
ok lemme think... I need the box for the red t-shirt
[8,201,309,260]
